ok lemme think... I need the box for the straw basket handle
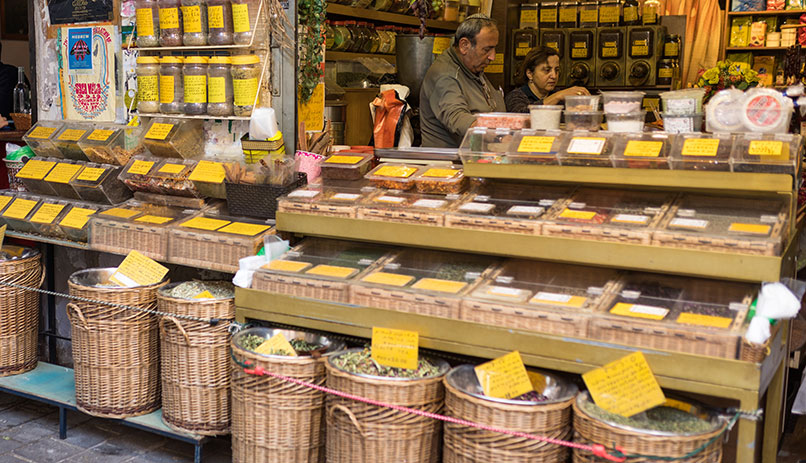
[37,266,46,289]
[328,404,367,438]
[160,316,190,345]
[66,303,87,326]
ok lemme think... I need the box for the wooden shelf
[327,51,396,63]
[326,3,460,30]
[728,9,806,15]
[6,231,89,250]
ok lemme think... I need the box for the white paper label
[567,138,606,155]
[670,217,709,229]
[507,205,545,216]
[539,199,556,207]
[666,98,696,114]
[533,291,572,303]
[460,202,496,213]
[664,116,694,133]
[487,286,524,297]
[612,214,649,224]
[376,196,406,204]
[332,193,360,201]
[630,304,670,317]
[288,190,320,199]
[413,199,447,209]
[760,215,779,224]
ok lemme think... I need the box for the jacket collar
[447,46,484,82]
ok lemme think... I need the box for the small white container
[663,113,704,134]
[602,91,646,114]
[606,111,646,132]
[529,105,563,130]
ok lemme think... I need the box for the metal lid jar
[159,56,184,114]
[136,57,160,113]
[183,56,208,115]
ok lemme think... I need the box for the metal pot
[396,34,452,107]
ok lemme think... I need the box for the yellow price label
[193,290,215,299]
[305,265,357,279]
[45,163,83,184]
[30,203,66,224]
[520,9,537,24]
[0,196,13,211]
[326,155,363,165]
[76,167,107,182]
[145,123,174,140]
[728,223,771,235]
[748,140,785,157]
[559,209,597,221]
[128,160,155,175]
[255,332,298,356]
[681,138,720,157]
[373,165,418,178]
[27,126,58,139]
[2,199,37,219]
[582,352,666,417]
[528,371,547,393]
[610,302,669,320]
[179,216,231,231]
[59,207,96,229]
[422,168,460,179]
[624,140,663,158]
[0,225,6,249]
[362,272,415,287]
[432,36,452,55]
[86,129,115,142]
[57,129,87,142]
[265,260,312,273]
[474,351,533,400]
[372,327,419,370]
[101,208,140,219]
[135,215,173,225]
[517,136,555,153]
[189,161,227,184]
[218,222,271,236]
[676,312,733,329]
[109,250,169,287]
[16,160,56,180]
[411,278,467,294]
[158,163,186,175]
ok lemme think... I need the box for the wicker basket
[10,113,31,132]
[572,393,725,463]
[277,199,358,219]
[444,212,543,235]
[325,349,449,463]
[67,268,167,418]
[231,328,345,463]
[225,172,307,220]
[89,218,171,261]
[739,322,780,363]
[158,284,235,436]
[168,224,276,274]
[443,365,577,462]
[0,248,43,377]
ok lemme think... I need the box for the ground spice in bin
[0,247,42,377]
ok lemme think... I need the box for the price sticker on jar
[372,327,419,370]
[623,140,662,158]
[474,351,533,400]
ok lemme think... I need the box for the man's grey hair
[454,14,497,47]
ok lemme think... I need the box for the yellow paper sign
[232,2,250,33]
[27,126,58,139]
[528,371,547,393]
[676,312,733,329]
[2,199,38,219]
[582,352,665,417]
[128,160,155,175]
[748,140,784,157]
[194,290,215,299]
[474,351,533,400]
[373,165,418,178]
[255,332,298,356]
[30,203,66,224]
[76,167,107,182]
[559,209,597,221]
[145,123,175,140]
[624,140,663,158]
[610,302,668,320]
[158,163,186,175]
[432,36,452,55]
[109,250,169,287]
[0,225,6,248]
[16,160,56,180]
[218,222,271,236]
[101,208,140,219]
[0,196,13,211]
[297,82,324,132]
[728,223,771,235]
[305,265,357,279]
[45,164,83,184]
[517,136,555,153]
[179,216,231,231]
[189,161,227,184]
[59,207,96,229]
[135,215,173,225]
[422,168,460,179]
[57,129,87,142]
[372,327,419,370]
[681,138,720,157]
[87,129,115,142]
[411,278,467,294]
[265,260,312,273]
[362,272,415,287]
[326,155,363,165]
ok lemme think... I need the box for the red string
[242,364,627,462]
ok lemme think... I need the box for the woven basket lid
[447,364,578,406]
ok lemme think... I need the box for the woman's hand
[543,86,591,106]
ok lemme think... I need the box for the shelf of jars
[728,8,806,15]
[327,51,396,64]
[326,2,461,30]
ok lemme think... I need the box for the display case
[277,185,379,219]
[543,188,675,245]
[0,191,17,229]
[457,127,519,164]
[364,163,425,190]
[591,273,756,359]
[669,133,733,171]
[351,249,500,319]
[652,194,789,256]
[57,201,108,242]
[22,122,65,158]
[70,163,133,205]
[444,182,572,235]
[78,125,149,166]
[53,123,91,161]
[251,238,393,302]
[730,133,801,175]
[188,160,230,199]
[29,199,74,239]
[15,158,60,196]
[500,130,567,165]
[119,156,199,197]
[356,190,465,227]
[611,132,673,169]
[168,214,274,273]
[1,194,43,234]
[461,259,620,337]
[43,160,85,200]
[412,165,467,194]
[558,132,615,167]
[320,153,374,181]
[140,118,204,159]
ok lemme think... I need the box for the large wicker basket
[325,349,449,463]
[572,393,726,463]
[158,283,235,436]
[89,218,172,261]
[443,365,578,462]
[231,328,345,463]
[67,268,167,418]
[0,247,43,377]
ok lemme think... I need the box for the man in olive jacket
[420,14,505,148]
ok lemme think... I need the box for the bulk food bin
[52,123,91,161]
[356,190,465,227]
[141,118,204,159]
[15,158,60,196]
[29,199,74,239]
[611,132,673,169]
[78,124,149,166]
[499,129,567,165]
[277,185,379,219]
[1,194,43,234]
[69,163,133,205]
[120,157,199,197]
[558,131,615,167]
[458,127,518,164]
[43,160,85,199]
[669,132,733,171]
[57,201,108,242]
[22,121,65,158]
[730,133,801,175]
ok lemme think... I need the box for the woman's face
[528,55,560,93]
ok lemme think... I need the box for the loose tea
[167,280,234,299]
[582,400,714,434]
[512,390,548,402]
[332,348,442,379]
[289,338,323,352]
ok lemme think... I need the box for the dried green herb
[239,334,266,352]
[168,281,235,299]
[289,338,323,352]
[332,348,442,379]
[582,401,714,434]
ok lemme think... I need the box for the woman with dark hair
[505,46,590,113]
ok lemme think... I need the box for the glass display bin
[188,160,231,199]
[22,122,65,158]
[543,188,675,245]
[57,201,108,242]
[364,163,425,190]
[356,190,465,226]
[29,199,75,239]
[652,194,789,256]
[669,132,733,171]
[412,165,467,194]
[53,123,91,161]
[611,132,673,169]
[458,127,519,164]
[78,124,149,166]
[730,133,801,175]
[0,191,18,229]
[1,194,43,234]
[277,185,379,219]
[15,158,60,196]
[140,118,204,159]
[558,131,616,167]
[120,158,199,197]
[69,163,132,205]
[43,160,85,200]
[497,130,567,165]
[251,238,394,302]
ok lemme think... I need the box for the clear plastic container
[78,124,148,166]
[319,153,373,181]
[564,111,603,131]
[120,156,199,196]
[135,0,161,47]
[413,165,466,194]
[57,201,107,242]
[605,111,645,133]
[740,87,794,134]
[601,91,645,114]
[53,123,91,161]
[659,88,706,115]
[356,190,462,226]
[2,194,43,234]
[475,112,531,129]
[0,191,17,228]
[207,0,233,45]
[231,54,260,117]
[29,199,74,239]
[731,133,800,175]
[136,57,160,113]
[457,127,518,164]
[529,105,562,130]
[705,89,745,133]
[278,185,378,219]
[559,132,614,167]
[662,113,703,134]
[183,56,208,115]
[564,95,600,112]
[231,0,254,45]
[504,129,567,165]
[15,158,59,196]
[611,132,672,169]
[364,163,423,190]
[118,155,159,194]
[189,160,230,198]
[158,0,183,46]
[44,160,84,199]
[207,56,233,117]
[70,163,132,204]
[160,57,184,114]
[669,132,733,171]
[141,118,204,159]
[22,121,65,158]
[181,0,208,45]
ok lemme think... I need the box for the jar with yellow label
[159,0,183,46]
[642,0,659,25]
[135,0,160,47]
[181,0,208,45]
[207,57,233,116]
[663,34,681,59]
[657,59,674,86]
[207,0,234,45]
[231,55,259,116]
[230,0,252,44]
[184,56,208,115]
[160,56,184,114]
[136,57,160,113]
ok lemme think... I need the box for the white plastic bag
[232,235,289,288]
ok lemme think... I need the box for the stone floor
[0,392,232,463]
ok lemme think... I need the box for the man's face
[458,26,499,74]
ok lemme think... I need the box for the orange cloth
[664,0,723,85]
[372,89,406,148]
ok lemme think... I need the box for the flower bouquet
[694,60,760,104]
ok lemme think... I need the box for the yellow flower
[703,69,718,81]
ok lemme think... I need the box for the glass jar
[664,34,681,59]
[623,0,639,25]
[181,0,207,45]
[158,0,183,46]
[457,0,468,21]
[332,22,350,51]
[325,21,335,50]
[466,0,480,16]
[442,0,459,21]
[207,0,234,45]
[642,0,659,24]
[183,56,208,115]
[558,0,578,28]
[231,0,252,45]
[579,0,598,27]
[657,59,674,86]
[363,23,380,53]
[231,55,260,117]
[160,56,184,114]
[377,26,392,54]
[207,56,233,116]
[136,57,160,113]
[387,27,397,54]
[372,0,393,11]
[346,21,364,53]
[350,0,373,9]
[598,0,620,26]
[135,0,160,47]
[539,1,558,28]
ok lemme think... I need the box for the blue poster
[68,28,93,71]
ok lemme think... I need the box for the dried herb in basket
[582,400,713,434]
[238,334,325,356]
[332,348,442,379]
[512,390,548,402]
[168,281,234,299]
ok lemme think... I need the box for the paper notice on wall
[59,25,117,122]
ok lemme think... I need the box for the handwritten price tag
[16,160,56,180]
[748,140,783,157]
[256,332,298,356]
[624,140,662,158]
[188,161,227,183]
[372,327,419,370]
[582,352,665,417]
[432,36,452,55]
[109,250,169,287]
[474,351,533,400]
[517,136,555,153]
[681,138,720,157]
